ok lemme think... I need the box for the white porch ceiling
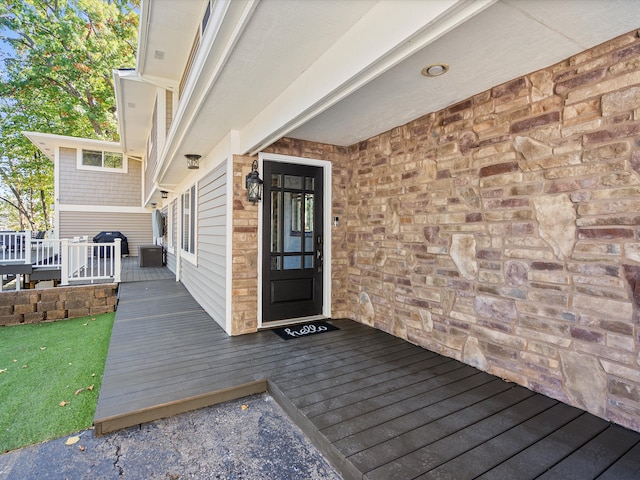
[123,0,639,189]
[289,0,640,146]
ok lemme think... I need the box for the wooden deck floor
[95,279,640,480]
[120,255,174,282]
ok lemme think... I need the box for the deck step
[94,381,267,436]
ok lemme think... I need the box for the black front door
[262,161,323,322]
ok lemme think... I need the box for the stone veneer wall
[231,155,260,335]
[0,284,118,326]
[264,30,640,433]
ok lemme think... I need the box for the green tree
[0,0,139,231]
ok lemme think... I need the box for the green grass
[0,313,114,453]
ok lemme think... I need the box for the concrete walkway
[0,394,341,479]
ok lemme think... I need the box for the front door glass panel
[271,175,315,269]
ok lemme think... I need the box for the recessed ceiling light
[421,64,449,77]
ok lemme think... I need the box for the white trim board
[256,152,333,330]
[57,204,150,214]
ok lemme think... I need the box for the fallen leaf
[83,322,88,326]
[241,404,248,410]
[74,388,85,396]
[91,317,96,321]
[12,359,17,363]
[87,384,95,391]
[65,436,80,446]
[59,400,69,407]
[40,347,46,350]
[22,365,28,369]
[78,445,86,452]
[91,373,96,377]
[0,369,7,374]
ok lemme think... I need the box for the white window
[78,149,127,173]
[182,185,196,254]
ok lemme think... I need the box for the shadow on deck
[94,279,640,480]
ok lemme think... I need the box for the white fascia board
[156,0,257,187]
[24,131,121,162]
[113,69,134,152]
[240,0,496,154]
[136,0,152,77]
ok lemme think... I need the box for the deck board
[95,279,640,480]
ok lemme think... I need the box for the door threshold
[259,315,328,330]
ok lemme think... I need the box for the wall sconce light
[186,154,201,169]
[161,190,168,199]
[245,160,263,203]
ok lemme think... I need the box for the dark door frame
[257,152,332,328]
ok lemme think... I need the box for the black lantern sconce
[185,154,201,169]
[161,190,168,199]
[245,160,263,203]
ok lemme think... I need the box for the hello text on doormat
[271,321,339,340]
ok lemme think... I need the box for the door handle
[316,234,323,271]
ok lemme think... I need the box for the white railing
[0,231,121,287]
[0,231,30,263]
[61,238,121,285]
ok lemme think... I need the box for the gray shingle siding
[58,147,142,207]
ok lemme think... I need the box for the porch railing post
[24,230,32,265]
[60,238,69,286]
[114,239,121,283]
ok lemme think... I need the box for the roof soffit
[133,0,639,189]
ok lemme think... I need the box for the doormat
[271,321,339,340]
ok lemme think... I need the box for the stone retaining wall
[0,284,118,326]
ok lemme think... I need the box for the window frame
[77,149,128,173]
[181,184,197,262]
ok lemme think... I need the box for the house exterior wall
[58,211,153,256]
[145,97,159,204]
[58,147,141,207]
[260,30,640,433]
[231,155,260,335]
[166,90,173,135]
[179,162,228,329]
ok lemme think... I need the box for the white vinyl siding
[180,161,227,328]
[58,211,153,256]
